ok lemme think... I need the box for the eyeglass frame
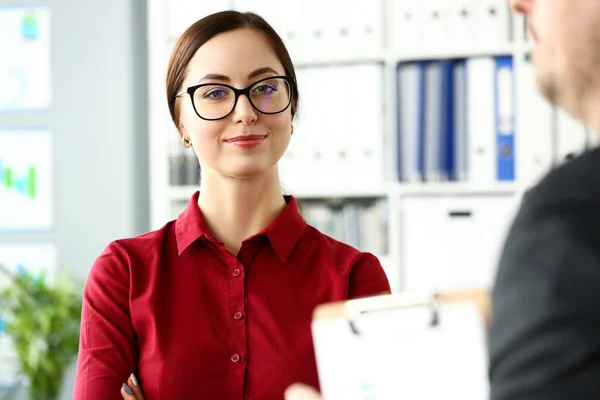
[175,75,296,121]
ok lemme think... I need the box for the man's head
[510,0,600,126]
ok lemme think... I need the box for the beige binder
[311,289,491,400]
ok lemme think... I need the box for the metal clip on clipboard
[342,289,490,336]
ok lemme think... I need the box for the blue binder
[495,56,515,181]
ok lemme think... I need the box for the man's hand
[285,383,323,400]
[120,373,144,399]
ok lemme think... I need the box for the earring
[182,136,192,148]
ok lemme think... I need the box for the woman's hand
[285,384,323,400]
[120,373,144,399]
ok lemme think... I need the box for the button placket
[227,258,248,398]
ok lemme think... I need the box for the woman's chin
[220,165,273,180]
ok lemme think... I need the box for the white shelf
[167,185,389,201]
[389,45,515,62]
[292,45,516,67]
[390,182,517,197]
[167,182,517,203]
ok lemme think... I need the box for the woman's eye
[204,89,228,99]
[254,84,276,94]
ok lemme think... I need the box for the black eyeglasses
[175,75,295,121]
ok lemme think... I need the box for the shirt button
[231,354,241,363]
[232,269,241,277]
[234,311,244,320]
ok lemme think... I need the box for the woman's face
[178,28,293,179]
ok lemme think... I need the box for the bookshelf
[148,1,567,293]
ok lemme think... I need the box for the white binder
[446,0,476,50]
[466,57,496,184]
[421,0,447,49]
[312,289,491,400]
[390,0,421,52]
[473,0,511,48]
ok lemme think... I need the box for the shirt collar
[175,191,306,261]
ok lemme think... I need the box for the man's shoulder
[490,148,600,400]
[523,147,600,210]
[500,147,600,276]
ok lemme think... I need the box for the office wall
[0,0,149,278]
[0,0,148,397]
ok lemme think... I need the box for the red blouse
[73,192,390,399]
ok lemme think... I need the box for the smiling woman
[72,10,390,400]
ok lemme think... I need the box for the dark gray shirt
[490,147,600,399]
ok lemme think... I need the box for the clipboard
[311,289,491,400]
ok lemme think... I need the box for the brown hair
[166,11,299,132]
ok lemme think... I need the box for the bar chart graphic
[0,129,52,231]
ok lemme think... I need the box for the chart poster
[0,242,57,387]
[0,129,53,232]
[0,7,51,110]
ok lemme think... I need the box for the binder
[495,56,515,181]
[474,0,510,48]
[390,0,421,52]
[312,289,490,400]
[440,61,456,181]
[350,0,384,51]
[466,57,496,183]
[423,61,455,182]
[421,0,447,49]
[397,62,426,182]
[423,62,443,182]
[276,0,303,59]
[453,59,468,181]
[347,63,385,188]
[446,0,476,50]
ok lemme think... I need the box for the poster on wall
[0,129,53,232]
[0,242,57,387]
[0,7,51,110]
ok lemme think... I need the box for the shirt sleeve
[73,242,137,400]
[348,252,391,299]
[489,201,600,400]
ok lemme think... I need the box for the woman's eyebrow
[197,67,279,84]
[248,67,279,79]
[197,73,230,83]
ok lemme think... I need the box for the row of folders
[278,58,516,193]
[398,56,515,184]
[166,0,512,55]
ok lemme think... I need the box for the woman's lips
[225,135,266,149]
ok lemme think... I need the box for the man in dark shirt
[286,0,600,399]
[489,0,600,398]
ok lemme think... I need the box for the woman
[73,10,390,400]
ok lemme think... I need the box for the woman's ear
[179,125,193,149]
